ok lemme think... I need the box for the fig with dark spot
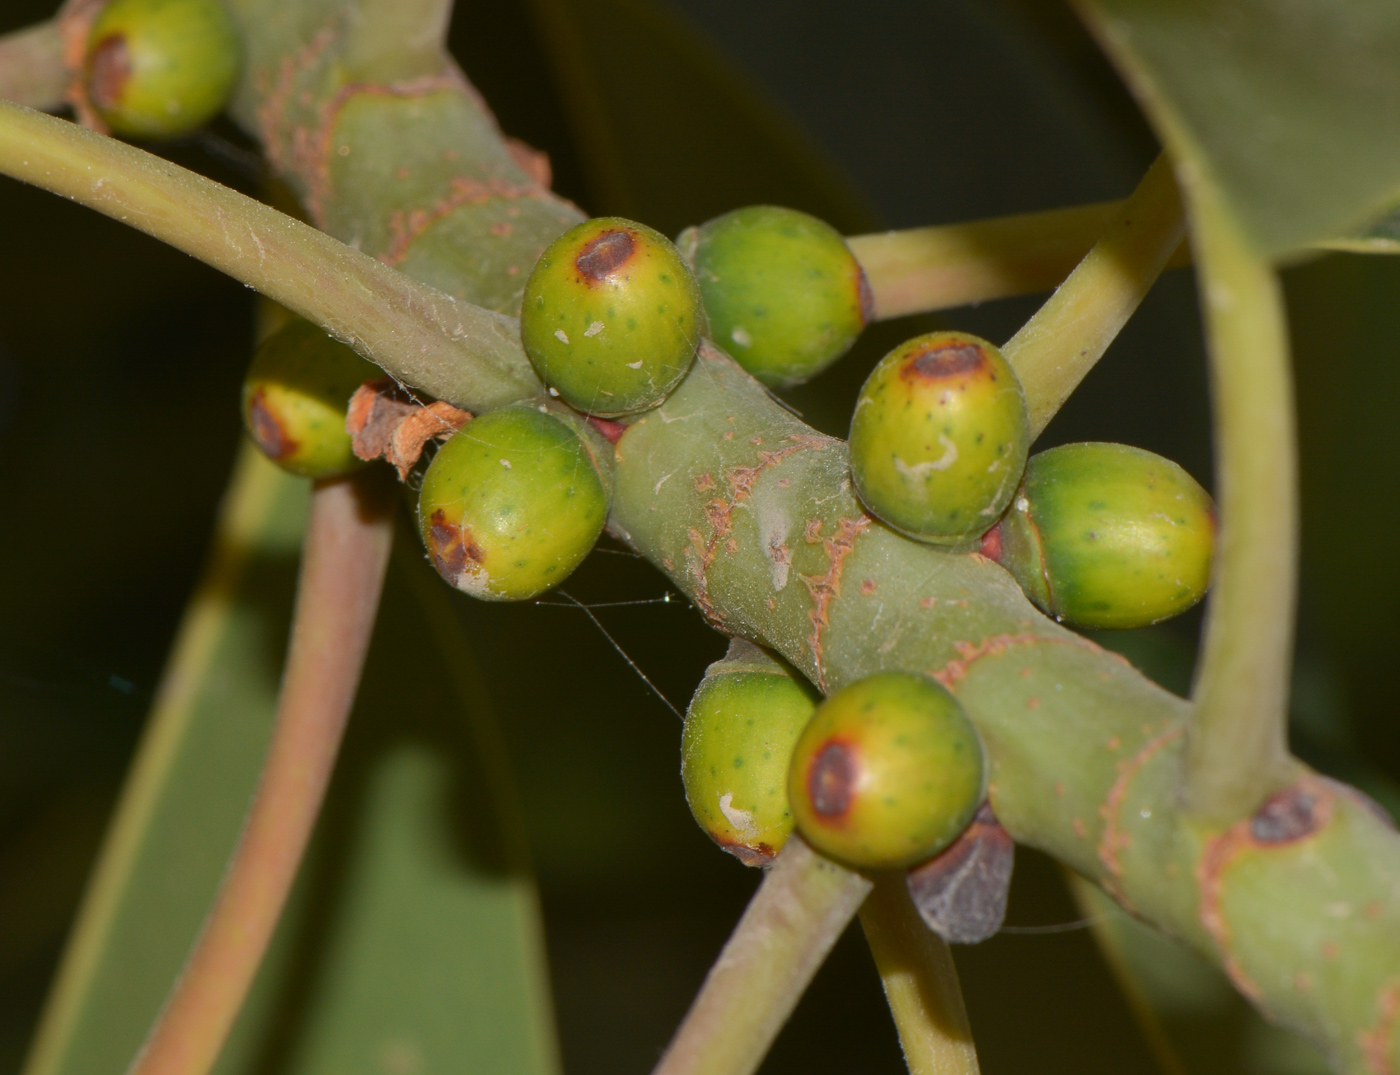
[788,671,984,869]
[416,404,610,601]
[849,330,1029,545]
[681,640,818,866]
[677,205,870,388]
[520,216,702,417]
[84,0,241,140]
[240,318,377,479]
[988,442,1214,628]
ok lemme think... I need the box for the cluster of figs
[103,0,1214,904]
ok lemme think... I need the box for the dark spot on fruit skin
[427,509,484,581]
[711,834,777,867]
[808,741,857,818]
[576,229,636,282]
[903,342,986,381]
[247,389,298,460]
[87,34,131,110]
[857,265,876,325]
[1250,785,1320,844]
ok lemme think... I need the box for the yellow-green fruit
[849,331,1029,545]
[788,672,984,870]
[681,647,818,866]
[241,318,376,479]
[992,442,1215,629]
[679,206,870,388]
[417,405,609,601]
[520,217,703,417]
[84,0,241,140]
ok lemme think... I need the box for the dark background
[1,1,1398,1073]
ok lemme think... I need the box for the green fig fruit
[241,318,376,480]
[85,0,241,140]
[678,205,870,388]
[988,441,1214,629]
[520,217,703,417]
[788,671,984,870]
[681,640,818,866]
[849,331,1029,546]
[417,404,611,601]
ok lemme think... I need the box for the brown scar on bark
[799,515,871,690]
[504,136,552,188]
[860,579,876,595]
[1197,775,1336,1002]
[254,20,342,172]
[346,377,470,480]
[685,435,829,626]
[246,388,299,460]
[931,632,1098,690]
[1096,725,1185,886]
[1359,980,1400,1075]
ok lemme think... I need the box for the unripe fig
[788,672,984,870]
[678,206,870,388]
[989,442,1214,629]
[681,640,818,866]
[849,331,1029,545]
[84,0,241,140]
[417,404,610,601]
[520,217,703,417]
[241,318,377,480]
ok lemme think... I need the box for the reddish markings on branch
[1360,980,1400,1075]
[799,515,871,691]
[298,74,471,227]
[684,435,829,624]
[1096,725,1185,888]
[1196,775,1336,1002]
[255,20,341,173]
[931,632,1100,689]
[380,169,553,266]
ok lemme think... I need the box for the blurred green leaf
[25,447,557,1075]
[1072,0,1400,260]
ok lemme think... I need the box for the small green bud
[679,206,870,388]
[241,318,376,480]
[849,331,1029,545]
[788,672,984,870]
[84,0,241,140]
[520,217,703,417]
[989,442,1215,629]
[681,641,818,866]
[417,404,610,601]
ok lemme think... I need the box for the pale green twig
[651,838,872,1075]
[0,100,540,412]
[127,469,394,1075]
[0,22,69,112]
[1180,181,1298,823]
[858,876,980,1075]
[1001,154,1186,440]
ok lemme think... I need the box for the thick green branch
[1181,183,1298,822]
[0,101,540,412]
[0,21,69,112]
[1002,154,1186,439]
[129,470,394,1075]
[858,876,980,1075]
[651,838,872,1075]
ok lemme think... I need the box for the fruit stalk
[651,837,872,1075]
[1001,153,1186,439]
[858,876,980,1075]
[128,469,395,1075]
[0,21,70,111]
[1180,184,1298,823]
[0,99,541,412]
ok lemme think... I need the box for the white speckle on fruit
[627,360,644,369]
[719,793,757,836]
[584,320,605,337]
[731,326,752,347]
[554,329,569,344]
